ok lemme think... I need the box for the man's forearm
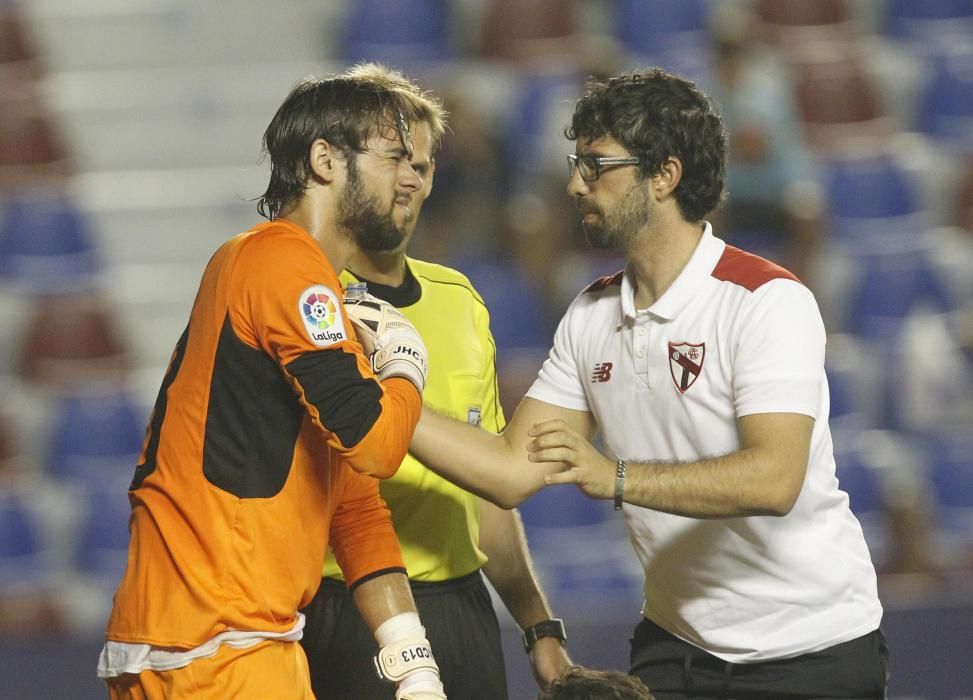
[351,571,419,633]
[410,406,553,508]
[479,501,571,687]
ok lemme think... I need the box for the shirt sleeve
[526,295,590,411]
[329,462,406,587]
[228,229,420,478]
[733,279,825,419]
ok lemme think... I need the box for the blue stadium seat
[886,0,973,47]
[73,487,130,581]
[0,190,100,292]
[918,47,973,151]
[47,387,145,488]
[847,247,954,341]
[613,0,710,82]
[0,490,46,588]
[339,0,451,70]
[834,443,885,518]
[615,0,708,54]
[822,152,924,251]
[924,431,973,538]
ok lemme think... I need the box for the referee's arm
[410,397,595,509]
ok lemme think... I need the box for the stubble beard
[583,181,651,251]
[337,160,406,253]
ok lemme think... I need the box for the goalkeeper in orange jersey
[97,68,447,699]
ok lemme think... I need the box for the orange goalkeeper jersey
[105,218,419,649]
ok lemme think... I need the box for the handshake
[344,289,428,393]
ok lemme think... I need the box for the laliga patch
[298,285,347,347]
[669,341,704,393]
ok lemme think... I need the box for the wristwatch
[522,618,567,653]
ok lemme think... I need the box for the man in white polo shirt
[408,68,888,697]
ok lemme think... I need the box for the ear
[308,138,340,184]
[653,157,683,199]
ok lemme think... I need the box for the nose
[400,161,422,192]
[566,166,589,198]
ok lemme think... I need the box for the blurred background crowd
[1,0,972,696]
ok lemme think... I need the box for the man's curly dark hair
[565,68,728,223]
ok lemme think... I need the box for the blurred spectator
[705,4,822,278]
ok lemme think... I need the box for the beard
[581,181,651,251]
[337,160,406,252]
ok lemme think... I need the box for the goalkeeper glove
[373,613,446,699]
[344,292,428,393]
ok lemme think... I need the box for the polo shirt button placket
[634,317,650,388]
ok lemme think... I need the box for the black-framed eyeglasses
[567,153,640,182]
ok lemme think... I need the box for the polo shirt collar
[620,222,724,322]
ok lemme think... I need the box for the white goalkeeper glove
[373,612,446,700]
[343,292,428,393]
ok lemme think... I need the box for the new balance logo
[591,362,613,383]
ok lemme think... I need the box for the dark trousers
[300,571,508,700]
[630,617,889,700]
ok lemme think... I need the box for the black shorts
[629,617,889,700]
[300,571,508,700]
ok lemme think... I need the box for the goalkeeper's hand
[344,292,428,393]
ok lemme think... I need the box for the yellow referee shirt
[322,258,504,581]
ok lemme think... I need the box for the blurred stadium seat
[482,0,577,65]
[47,386,144,488]
[0,490,46,588]
[0,0,39,73]
[0,95,71,190]
[793,52,890,153]
[757,0,854,51]
[73,486,131,582]
[614,0,710,82]
[847,246,955,340]
[925,430,973,546]
[340,0,452,70]
[834,440,885,519]
[885,0,973,49]
[918,45,973,151]
[0,189,98,292]
[822,150,926,252]
[16,294,128,386]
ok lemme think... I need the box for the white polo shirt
[527,224,882,664]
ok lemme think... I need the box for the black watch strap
[522,618,566,653]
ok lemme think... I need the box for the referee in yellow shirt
[299,65,570,699]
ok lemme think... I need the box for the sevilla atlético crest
[668,341,704,393]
